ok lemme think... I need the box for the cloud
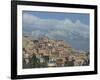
[23,13,89,39]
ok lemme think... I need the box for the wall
[0,0,99,80]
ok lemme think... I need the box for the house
[43,36,49,43]
[39,36,49,43]
[39,43,46,49]
[59,50,70,58]
[38,48,49,56]
[56,58,65,67]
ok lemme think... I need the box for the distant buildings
[22,35,89,68]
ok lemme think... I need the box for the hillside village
[22,35,89,68]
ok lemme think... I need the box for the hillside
[22,35,89,68]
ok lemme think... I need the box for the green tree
[31,54,40,68]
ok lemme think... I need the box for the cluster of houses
[22,35,89,68]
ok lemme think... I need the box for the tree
[31,54,40,68]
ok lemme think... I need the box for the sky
[22,10,90,51]
[23,11,89,25]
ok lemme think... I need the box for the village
[22,35,89,68]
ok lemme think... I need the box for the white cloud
[23,13,89,39]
